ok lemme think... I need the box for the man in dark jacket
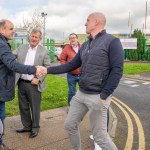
[0,19,43,150]
[43,12,124,150]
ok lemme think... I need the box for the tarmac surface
[2,72,150,150]
[4,107,93,150]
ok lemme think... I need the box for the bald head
[85,12,106,36]
[0,19,11,28]
[0,19,6,29]
[0,19,15,40]
[90,12,106,26]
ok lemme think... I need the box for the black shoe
[16,128,31,133]
[29,131,38,138]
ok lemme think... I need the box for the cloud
[0,0,150,40]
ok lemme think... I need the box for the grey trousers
[64,90,117,150]
[18,80,41,132]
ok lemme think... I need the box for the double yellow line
[112,97,145,150]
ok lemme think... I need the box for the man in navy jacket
[0,19,43,150]
[45,12,124,150]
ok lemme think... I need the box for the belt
[68,73,79,76]
[73,74,79,76]
[19,78,31,83]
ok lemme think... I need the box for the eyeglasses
[69,37,77,40]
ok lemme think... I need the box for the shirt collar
[88,29,106,40]
[0,33,9,42]
[29,45,38,51]
[0,34,11,48]
[72,44,78,49]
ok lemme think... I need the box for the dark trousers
[18,80,41,132]
[0,101,5,145]
[67,73,79,105]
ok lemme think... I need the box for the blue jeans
[0,119,2,145]
[0,101,5,145]
[67,73,79,105]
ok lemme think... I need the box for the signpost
[14,28,28,39]
[120,38,137,49]
[10,28,28,50]
[120,38,138,60]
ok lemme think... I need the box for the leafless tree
[22,9,44,34]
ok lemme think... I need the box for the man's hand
[36,66,47,77]
[31,78,39,85]
[100,99,106,105]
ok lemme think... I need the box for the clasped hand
[36,66,47,77]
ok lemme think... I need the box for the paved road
[113,78,150,150]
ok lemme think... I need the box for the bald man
[45,12,124,150]
[0,19,43,150]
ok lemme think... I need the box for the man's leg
[0,119,2,146]
[89,96,117,150]
[0,101,5,146]
[64,91,88,150]
[18,82,32,130]
[0,101,5,123]
[67,73,78,105]
[0,102,14,150]
[26,84,41,133]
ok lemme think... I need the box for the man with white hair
[45,12,124,150]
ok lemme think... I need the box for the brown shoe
[0,144,14,150]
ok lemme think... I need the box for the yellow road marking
[113,97,145,150]
[112,100,133,150]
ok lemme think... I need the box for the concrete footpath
[3,106,116,150]
[3,72,150,150]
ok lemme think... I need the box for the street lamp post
[41,12,47,45]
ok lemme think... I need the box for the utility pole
[41,12,47,45]
[130,24,133,37]
[142,24,144,34]
[63,32,65,44]
[128,11,131,38]
[144,1,147,36]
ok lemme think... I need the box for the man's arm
[47,51,81,74]
[0,44,36,74]
[100,38,124,100]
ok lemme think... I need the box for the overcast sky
[0,0,150,40]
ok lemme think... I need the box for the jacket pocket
[0,78,4,91]
[2,73,14,91]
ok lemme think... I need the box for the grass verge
[123,62,150,75]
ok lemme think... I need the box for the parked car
[54,47,62,60]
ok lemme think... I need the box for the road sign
[120,38,137,49]
[14,28,28,39]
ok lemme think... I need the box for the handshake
[36,66,47,77]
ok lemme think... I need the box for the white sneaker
[94,142,102,150]
[90,135,102,150]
